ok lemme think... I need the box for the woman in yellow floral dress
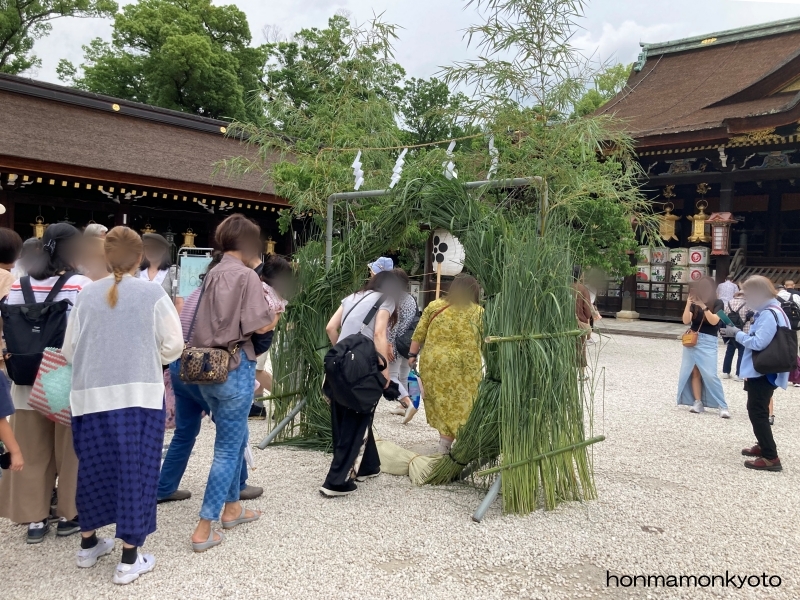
[408,274,483,454]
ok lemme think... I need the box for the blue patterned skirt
[71,406,165,547]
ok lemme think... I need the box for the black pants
[722,339,744,376]
[745,377,777,460]
[323,400,380,487]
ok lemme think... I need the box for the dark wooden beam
[0,155,288,206]
[647,164,800,186]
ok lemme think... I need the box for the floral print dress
[411,299,483,438]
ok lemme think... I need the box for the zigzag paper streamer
[389,148,408,189]
[352,150,364,190]
[443,140,458,180]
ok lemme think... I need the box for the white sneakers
[689,400,705,414]
[719,409,731,419]
[76,540,156,585]
[76,538,114,568]
[112,552,156,585]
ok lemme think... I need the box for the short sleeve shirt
[692,299,725,336]
[339,291,396,341]
[190,254,274,369]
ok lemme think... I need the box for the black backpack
[0,273,76,386]
[752,308,798,375]
[726,304,744,329]
[323,294,388,414]
[395,297,421,359]
[779,296,800,331]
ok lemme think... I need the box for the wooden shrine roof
[0,74,286,205]
[598,18,800,150]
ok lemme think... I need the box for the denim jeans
[157,361,249,501]
[722,339,744,376]
[197,351,256,521]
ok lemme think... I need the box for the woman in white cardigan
[63,226,183,585]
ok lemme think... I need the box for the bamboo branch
[484,329,586,344]
[475,436,606,477]
[254,390,303,402]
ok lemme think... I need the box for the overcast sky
[28,0,800,85]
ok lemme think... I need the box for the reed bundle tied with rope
[267,176,598,513]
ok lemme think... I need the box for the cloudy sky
[29,0,800,85]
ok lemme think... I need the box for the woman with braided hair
[63,226,183,584]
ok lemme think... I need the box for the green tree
[399,77,471,144]
[57,0,265,121]
[439,0,654,276]
[572,62,632,117]
[0,0,116,74]
[262,14,406,114]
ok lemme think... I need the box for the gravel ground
[2,333,800,599]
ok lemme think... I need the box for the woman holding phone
[677,276,729,418]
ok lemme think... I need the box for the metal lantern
[141,223,156,235]
[264,237,276,255]
[182,228,197,248]
[659,202,680,241]
[164,227,175,247]
[687,200,711,243]
[31,216,47,238]
[707,212,736,255]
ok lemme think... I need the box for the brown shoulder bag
[681,312,705,348]
[179,280,238,384]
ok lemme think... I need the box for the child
[0,372,23,472]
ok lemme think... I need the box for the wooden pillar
[616,252,639,320]
[765,184,781,259]
[420,232,435,309]
[716,177,734,283]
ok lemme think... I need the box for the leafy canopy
[572,62,632,118]
[57,0,265,121]
[0,0,116,74]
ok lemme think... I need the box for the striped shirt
[179,287,202,341]
[7,274,93,312]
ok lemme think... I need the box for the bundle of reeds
[268,175,597,514]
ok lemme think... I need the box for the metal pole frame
[262,178,548,460]
[325,177,545,271]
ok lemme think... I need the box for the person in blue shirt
[722,276,791,472]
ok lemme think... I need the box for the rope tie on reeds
[448,452,468,467]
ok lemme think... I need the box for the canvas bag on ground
[0,273,75,385]
[752,308,798,375]
[323,294,389,414]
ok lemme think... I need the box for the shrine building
[595,17,800,321]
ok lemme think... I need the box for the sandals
[221,506,261,530]
[192,529,224,553]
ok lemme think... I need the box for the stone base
[615,310,640,321]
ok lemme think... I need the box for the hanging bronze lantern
[659,202,680,241]
[141,223,156,235]
[687,200,711,243]
[264,236,276,255]
[182,228,197,248]
[31,216,47,239]
[164,227,175,247]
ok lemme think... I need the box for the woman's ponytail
[104,227,144,308]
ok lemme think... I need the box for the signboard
[178,254,213,298]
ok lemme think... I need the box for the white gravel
[3,333,800,599]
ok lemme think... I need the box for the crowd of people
[0,220,797,582]
[0,216,289,583]
[677,273,800,472]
